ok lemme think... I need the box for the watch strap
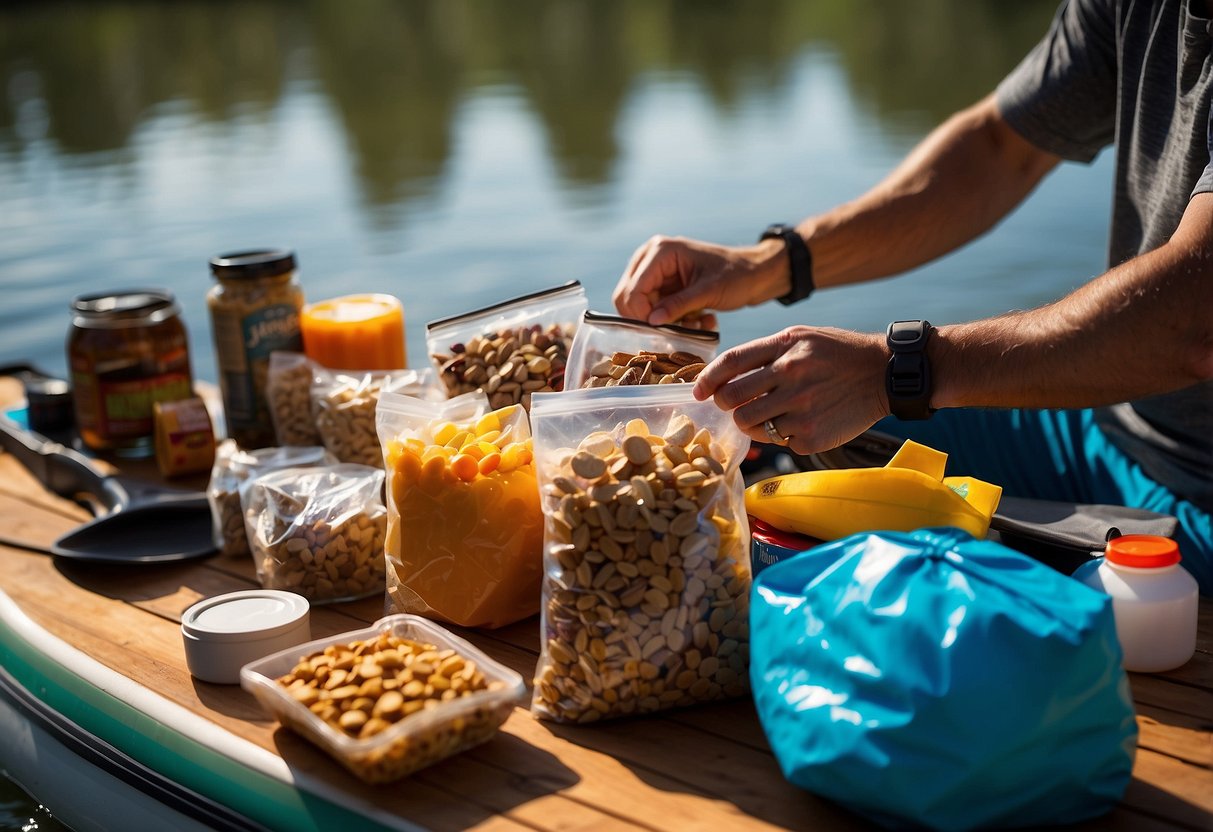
[760,224,814,306]
[886,319,935,420]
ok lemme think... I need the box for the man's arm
[931,192,1213,408]
[804,93,1060,289]
[614,94,1061,324]
[694,195,1213,454]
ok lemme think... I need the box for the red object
[749,516,818,550]
[1105,535,1181,569]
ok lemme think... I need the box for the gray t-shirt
[996,0,1213,511]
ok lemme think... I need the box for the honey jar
[67,289,193,455]
[207,249,305,449]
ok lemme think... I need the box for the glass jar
[67,289,193,455]
[208,249,305,449]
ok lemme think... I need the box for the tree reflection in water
[0,0,1057,213]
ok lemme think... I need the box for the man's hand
[613,235,790,327]
[693,325,890,454]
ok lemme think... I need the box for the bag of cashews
[528,384,752,723]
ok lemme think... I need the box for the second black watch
[886,319,935,420]
[760,223,814,306]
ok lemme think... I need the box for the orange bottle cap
[1105,534,1181,569]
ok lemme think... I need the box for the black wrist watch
[886,320,935,420]
[760,223,814,306]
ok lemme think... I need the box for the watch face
[887,320,931,348]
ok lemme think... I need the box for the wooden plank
[0,455,92,523]
[0,490,79,551]
[1130,675,1213,725]
[1124,748,1213,829]
[1136,708,1213,768]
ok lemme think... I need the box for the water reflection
[0,0,1057,211]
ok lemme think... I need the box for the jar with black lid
[207,249,304,449]
[67,289,193,455]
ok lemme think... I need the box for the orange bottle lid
[1105,534,1181,569]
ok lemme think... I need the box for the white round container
[1080,535,1198,673]
[182,590,311,684]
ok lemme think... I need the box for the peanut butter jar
[207,249,304,449]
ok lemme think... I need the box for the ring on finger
[763,418,791,446]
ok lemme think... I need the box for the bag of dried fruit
[528,384,752,723]
[563,311,719,390]
[426,281,587,410]
[376,390,545,628]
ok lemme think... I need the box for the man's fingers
[693,336,785,400]
[613,238,662,319]
[709,365,778,411]
[649,281,716,326]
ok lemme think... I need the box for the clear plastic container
[240,614,525,783]
[1079,535,1198,673]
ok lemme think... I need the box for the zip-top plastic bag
[564,311,719,390]
[266,351,321,446]
[207,440,336,556]
[241,462,388,604]
[376,391,545,628]
[750,527,1137,830]
[312,367,441,468]
[426,281,587,410]
[529,385,752,723]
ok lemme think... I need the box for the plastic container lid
[182,590,311,684]
[1105,535,1181,569]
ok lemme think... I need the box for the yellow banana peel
[744,440,1002,540]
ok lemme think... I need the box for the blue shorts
[877,408,1212,596]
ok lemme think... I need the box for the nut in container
[240,614,526,784]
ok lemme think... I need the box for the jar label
[220,304,302,430]
[72,371,192,440]
[244,304,303,362]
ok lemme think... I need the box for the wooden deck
[0,415,1209,829]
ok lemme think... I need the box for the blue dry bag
[750,528,1137,830]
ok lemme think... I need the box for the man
[612,0,1213,593]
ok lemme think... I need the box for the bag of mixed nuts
[266,351,321,446]
[241,463,388,604]
[563,312,719,390]
[376,391,545,628]
[207,440,337,556]
[426,281,587,410]
[529,385,752,723]
[311,368,441,468]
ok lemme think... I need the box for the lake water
[0,0,1107,827]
